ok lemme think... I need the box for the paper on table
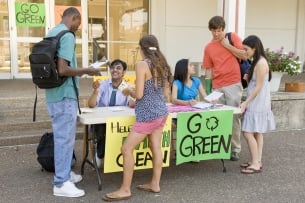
[204,91,224,102]
[192,102,213,109]
[110,107,124,111]
[80,108,93,113]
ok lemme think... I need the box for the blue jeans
[47,98,77,187]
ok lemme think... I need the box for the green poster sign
[176,110,233,165]
[15,2,45,27]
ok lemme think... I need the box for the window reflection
[120,8,148,30]
[89,0,149,71]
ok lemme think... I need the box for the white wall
[151,0,305,72]
[246,0,298,51]
[246,0,304,68]
[164,0,218,69]
[295,0,305,67]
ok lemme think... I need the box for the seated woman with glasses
[87,59,135,168]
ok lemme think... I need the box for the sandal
[240,162,251,168]
[136,184,160,193]
[241,167,262,174]
[102,194,131,202]
[240,162,263,169]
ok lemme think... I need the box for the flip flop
[240,162,263,169]
[102,194,131,202]
[241,167,262,174]
[136,185,160,193]
[240,162,251,168]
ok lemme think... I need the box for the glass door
[0,0,51,79]
[0,1,11,78]
[0,0,148,79]
[12,0,48,78]
[2,0,85,79]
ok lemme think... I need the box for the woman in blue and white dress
[240,35,275,174]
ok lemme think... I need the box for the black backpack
[29,30,73,89]
[226,32,251,89]
[29,30,81,121]
[36,132,76,172]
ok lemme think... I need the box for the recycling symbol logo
[206,116,219,131]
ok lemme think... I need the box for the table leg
[91,125,103,190]
[81,125,90,175]
[221,159,227,173]
[81,124,103,190]
[92,150,103,191]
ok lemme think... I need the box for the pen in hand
[188,99,197,106]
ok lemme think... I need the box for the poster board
[176,110,233,165]
[104,115,172,173]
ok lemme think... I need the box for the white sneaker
[95,153,102,168]
[70,171,82,184]
[53,180,85,197]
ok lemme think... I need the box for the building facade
[0,0,304,79]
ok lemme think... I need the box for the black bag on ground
[226,32,251,89]
[29,30,74,89]
[36,132,76,172]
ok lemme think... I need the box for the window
[88,0,149,71]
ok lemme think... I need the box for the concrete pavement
[0,128,305,203]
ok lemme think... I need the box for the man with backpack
[45,7,100,198]
[202,16,247,162]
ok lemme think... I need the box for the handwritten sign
[104,115,172,173]
[176,110,233,165]
[15,2,45,27]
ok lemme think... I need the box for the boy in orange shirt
[202,15,247,161]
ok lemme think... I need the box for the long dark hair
[139,35,172,87]
[242,35,272,81]
[174,58,191,92]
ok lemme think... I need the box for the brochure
[118,81,136,101]
[118,81,128,91]
[204,91,224,102]
[90,60,109,69]
[192,102,213,109]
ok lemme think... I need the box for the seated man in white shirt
[88,59,135,167]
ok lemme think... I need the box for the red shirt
[202,32,242,89]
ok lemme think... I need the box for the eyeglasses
[110,65,123,71]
